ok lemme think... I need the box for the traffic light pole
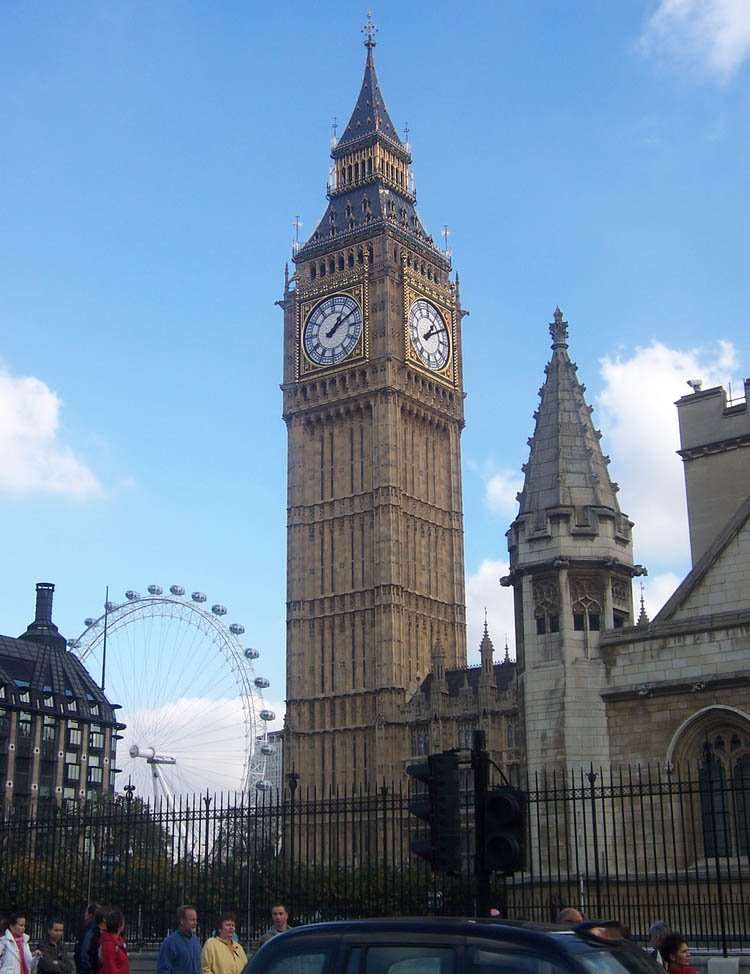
[472,729,491,917]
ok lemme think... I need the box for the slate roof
[335,40,404,155]
[0,586,121,725]
[516,308,622,518]
[418,660,517,700]
[296,39,447,265]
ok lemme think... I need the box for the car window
[351,945,456,974]
[579,950,662,974]
[260,950,330,974]
[474,948,571,974]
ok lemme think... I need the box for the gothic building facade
[0,583,122,810]
[280,29,519,790]
[282,28,750,838]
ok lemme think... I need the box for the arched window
[670,707,750,861]
[572,596,601,632]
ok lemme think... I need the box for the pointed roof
[516,308,623,518]
[296,24,446,264]
[334,30,404,156]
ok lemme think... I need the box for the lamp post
[287,771,299,898]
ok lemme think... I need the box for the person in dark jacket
[157,907,201,974]
[75,906,97,974]
[36,918,73,974]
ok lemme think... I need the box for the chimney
[18,582,67,650]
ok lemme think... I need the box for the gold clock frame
[296,271,369,379]
[402,261,456,386]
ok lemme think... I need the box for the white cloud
[596,339,738,570]
[640,0,750,82]
[465,558,515,663]
[0,364,101,496]
[641,571,683,618]
[485,468,524,519]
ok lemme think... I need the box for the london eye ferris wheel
[69,585,277,802]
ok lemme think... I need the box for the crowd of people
[0,905,701,974]
[0,902,290,974]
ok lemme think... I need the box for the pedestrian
[0,914,42,974]
[649,922,671,966]
[201,913,246,974]
[258,905,290,946]
[660,934,698,974]
[87,907,110,974]
[157,907,201,974]
[555,908,584,924]
[98,912,128,974]
[75,906,97,974]
[35,918,73,974]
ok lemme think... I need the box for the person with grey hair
[158,907,201,974]
[649,922,671,965]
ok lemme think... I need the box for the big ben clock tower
[281,20,467,791]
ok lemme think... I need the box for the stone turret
[503,309,644,775]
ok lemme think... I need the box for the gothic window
[348,251,354,268]
[672,709,750,861]
[338,254,344,271]
[328,257,335,275]
[533,580,560,637]
[507,721,518,749]
[310,264,316,280]
[572,597,601,632]
[457,724,475,749]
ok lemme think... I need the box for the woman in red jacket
[98,911,128,974]
[660,934,698,974]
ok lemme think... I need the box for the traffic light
[406,751,461,874]
[483,785,527,874]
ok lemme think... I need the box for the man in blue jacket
[157,907,201,974]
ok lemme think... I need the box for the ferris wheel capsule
[67,638,81,649]
[84,617,98,627]
[105,602,119,612]
[229,623,245,635]
[260,743,275,756]
[148,585,163,595]
[256,780,273,792]
[191,592,206,603]
[244,647,259,659]
[212,604,227,616]
[254,677,270,689]
[170,585,185,596]
[259,709,276,722]
[125,591,140,601]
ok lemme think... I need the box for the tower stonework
[503,310,643,778]
[280,33,467,791]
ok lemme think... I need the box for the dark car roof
[250,917,645,961]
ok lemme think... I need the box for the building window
[90,729,104,750]
[68,726,82,747]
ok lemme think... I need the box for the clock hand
[423,324,446,341]
[325,307,357,339]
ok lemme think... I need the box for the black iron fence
[0,763,747,951]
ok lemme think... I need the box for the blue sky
[2,2,749,786]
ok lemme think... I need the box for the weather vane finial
[363,11,377,48]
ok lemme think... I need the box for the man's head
[47,918,65,943]
[84,904,98,925]
[649,922,670,949]
[177,906,198,936]
[271,904,289,932]
[556,908,584,924]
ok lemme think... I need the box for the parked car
[245,918,662,974]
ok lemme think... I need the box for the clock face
[409,299,450,370]
[303,294,363,366]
